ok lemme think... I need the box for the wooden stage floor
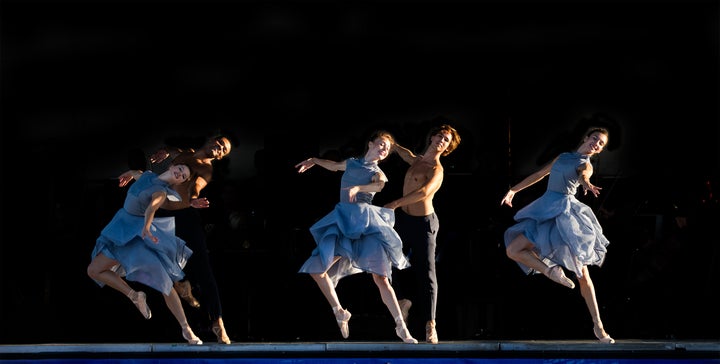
[1,340,718,363]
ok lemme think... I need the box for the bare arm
[149,146,193,164]
[295,157,347,173]
[393,143,419,165]
[500,157,556,207]
[346,171,386,202]
[142,190,167,243]
[118,170,144,187]
[578,161,602,197]
[191,176,208,200]
[384,165,444,210]
[162,175,210,210]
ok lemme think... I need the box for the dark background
[1,0,718,344]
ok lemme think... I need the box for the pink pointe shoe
[212,318,231,344]
[334,308,351,339]
[181,324,203,345]
[425,320,438,344]
[593,324,615,344]
[394,317,418,344]
[544,265,575,289]
[128,290,152,320]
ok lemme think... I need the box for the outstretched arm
[118,170,144,187]
[295,157,347,173]
[149,146,192,165]
[500,157,556,207]
[392,143,419,165]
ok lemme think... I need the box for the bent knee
[506,235,532,258]
[505,245,522,260]
[505,246,515,259]
[310,272,325,282]
[372,274,390,286]
[576,267,591,284]
[87,265,100,280]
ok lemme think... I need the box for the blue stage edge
[1,341,718,363]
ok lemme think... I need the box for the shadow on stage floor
[1,340,719,363]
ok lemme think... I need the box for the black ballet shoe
[181,324,203,345]
[544,266,575,289]
[334,308,351,339]
[128,290,151,320]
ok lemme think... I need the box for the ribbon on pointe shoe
[426,320,438,344]
[212,318,231,344]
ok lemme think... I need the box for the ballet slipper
[128,290,152,320]
[544,265,575,289]
[425,320,438,344]
[593,323,615,344]
[212,317,231,344]
[181,324,203,345]
[394,316,418,344]
[334,307,351,339]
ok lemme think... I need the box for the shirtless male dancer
[383,123,461,344]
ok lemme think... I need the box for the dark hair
[581,127,610,149]
[427,124,461,156]
[210,129,237,148]
[576,112,619,151]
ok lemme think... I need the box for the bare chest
[405,162,435,184]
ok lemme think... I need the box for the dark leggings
[159,208,223,321]
[393,209,439,322]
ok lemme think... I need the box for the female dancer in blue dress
[87,163,203,345]
[295,130,418,344]
[500,127,615,344]
[123,134,234,344]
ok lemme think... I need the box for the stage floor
[1,340,718,363]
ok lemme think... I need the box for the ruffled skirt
[504,191,609,279]
[91,210,192,295]
[299,202,410,286]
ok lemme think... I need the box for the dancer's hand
[500,189,516,207]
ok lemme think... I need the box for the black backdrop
[1,0,718,344]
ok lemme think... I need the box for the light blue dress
[298,157,411,287]
[504,152,610,279]
[90,171,192,295]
